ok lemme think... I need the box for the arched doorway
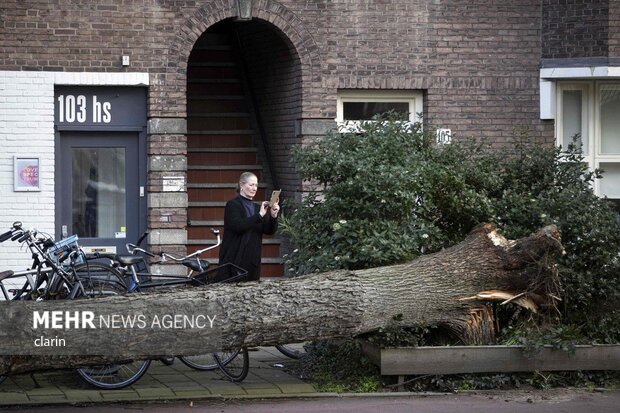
[186,18,302,277]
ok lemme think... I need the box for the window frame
[336,90,423,127]
[556,82,592,161]
[556,80,620,199]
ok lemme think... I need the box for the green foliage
[490,137,620,344]
[282,113,493,273]
[406,371,620,392]
[500,320,586,355]
[282,114,620,343]
[282,114,433,273]
[300,340,381,393]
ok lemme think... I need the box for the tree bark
[0,223,563,376]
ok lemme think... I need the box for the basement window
[336,90,423,132]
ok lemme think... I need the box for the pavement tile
[277,382,317,394]
[134,387,177,398]
[27,395,69,403]
[62,389,104,401]
[244,387,283,395]
[171,390,210,398]
[0,392,31,403]
[99,390,140,401]
[240,379,281,389]
[182,371,221,382]
[7,376,37,390]
[21,387,65,396]
[204,382,247,395]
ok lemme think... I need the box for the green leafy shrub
[299,340,380,393]
[282,114,620,343]
[406,371,620,392]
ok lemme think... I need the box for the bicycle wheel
[213,348,249,382]
[275,344,306,359]
[74,262,127,296]
[73,266,150,390]
[76,360,152,390]
[179,354,220,371]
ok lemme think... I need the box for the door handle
[61,225,68,238]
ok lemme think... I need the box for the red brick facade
[1,0,554,139]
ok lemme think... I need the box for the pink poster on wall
[14,157,40,191]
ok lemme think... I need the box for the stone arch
[166,0,321,109]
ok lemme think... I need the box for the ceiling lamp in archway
[235,0,253,21]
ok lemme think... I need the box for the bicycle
[87,229,250,383]
[0,222,130,387]
[0,222,126,302]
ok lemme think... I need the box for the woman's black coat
[218,195,278,281]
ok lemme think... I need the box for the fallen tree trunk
[0,223,563,376]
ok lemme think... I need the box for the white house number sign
[57,94,112,123]
[436,128,452,145]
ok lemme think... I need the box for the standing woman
[218,172,279,281]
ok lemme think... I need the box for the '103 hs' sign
[57,94,111,123]
[54,86,147,128]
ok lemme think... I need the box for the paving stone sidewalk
[0,347,316,406]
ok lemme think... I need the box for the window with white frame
[556,81,620,210]
[336,90,423,131]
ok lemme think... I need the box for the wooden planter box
[361,343,620,377]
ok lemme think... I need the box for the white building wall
[0,71,55,272]
[0,71,148,274]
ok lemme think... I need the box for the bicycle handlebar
[11,231,24,242]
[17,232,30,243]
[0,230,12,242]
[38,238,55,250]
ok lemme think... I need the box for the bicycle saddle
[181,259,209,272]
[115,255,145,266]
[0,270,14,281]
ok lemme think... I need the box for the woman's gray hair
[237,171,257,193]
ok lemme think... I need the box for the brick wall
[1,0,553,142]
[542,0,609,59]
[609,1,620,57]
[423,1,551,145]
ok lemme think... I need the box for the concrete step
[187,147,257,153]
[186,95,245,100]
[187,129,254,134]
[187,182,265,189]
[187,164,262,170]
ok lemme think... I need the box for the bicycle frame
[0,222,87,301]
[122,229,222,291]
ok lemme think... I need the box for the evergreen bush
[282,113,619,342]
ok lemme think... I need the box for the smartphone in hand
[269,189,281,207]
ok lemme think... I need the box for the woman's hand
[270,202,280,218]
[260,201,270,217]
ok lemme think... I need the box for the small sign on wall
[162,176,185,192]
[14,156,40,191]
[436,128,452,145]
